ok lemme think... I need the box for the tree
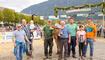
[14,12,20,23]
[2,8,46,25]
[3,8,15,24]
[0,10,4,22]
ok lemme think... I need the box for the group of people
[97,24,102,37]
[42,18,97,60]
[12,19,35,60]
[12,17,97,60]
[0,24,16,32]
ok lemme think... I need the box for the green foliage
[14,12,20,23]
[33,17,47,25]
[3,8,15,24]
[0,8,46,25]
[0,10,4,22]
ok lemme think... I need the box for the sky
[0,0,48,12]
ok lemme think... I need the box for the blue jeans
[25,40,29,55]
[84,39,94,55]
[68,36,76,56]
[25,39,33,56]
[16,43,23,60]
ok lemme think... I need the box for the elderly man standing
[66,18,78,58]
[12,24,30,60]
[42,20,53,59]
[84,18,97,58]
[21,19,32,58]
[58,21,71,60]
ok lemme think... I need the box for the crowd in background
[0,23,42,34]
[0,22,105,38]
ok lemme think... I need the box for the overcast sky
[0,0,48,12]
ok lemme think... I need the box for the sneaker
[43,56,48,60]
[90,54,93,56]
[56,51,60,55]
[84,54,86,57]
[44,56,48,59]
[90,54,93,59]
[72,55,76,58]
[81,56,85,59]
[49,54,52,56]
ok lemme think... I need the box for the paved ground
[0,38,105,60]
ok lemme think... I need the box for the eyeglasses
[17,26,21,28]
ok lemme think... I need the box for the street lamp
[103,0,104,27]
[32,14,37,20]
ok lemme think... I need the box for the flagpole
[103,0,104,27]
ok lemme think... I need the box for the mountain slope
[21,0,103,16]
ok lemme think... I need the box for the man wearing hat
[12,24,30,60]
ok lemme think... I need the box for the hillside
[21,0,103,16]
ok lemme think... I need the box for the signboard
[98,13,104,16]
[0,31,41,43]
[66,8,91,13]
[49,16,59,19]
[40,16,44,20]
[60,15,68,18]
[77,13,89,17]
[0,32,13,43]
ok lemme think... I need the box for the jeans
[44,37,53,56]
[16,43,24,60]
[68,36,76,56]
[84,39,94,55]
[25,40,29,55]
[25,39,33,56]
[59,38,68,59]
[29,39,33,50]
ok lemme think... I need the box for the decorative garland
[54,2,105,17]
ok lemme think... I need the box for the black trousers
[44,37,53,56]
[79,42,85,56]
[68,36,76,56]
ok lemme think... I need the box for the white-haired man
[58,21,71,60]
[21,19,33,58]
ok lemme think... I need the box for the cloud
[0,0,47,12]
[0,0,4,2]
